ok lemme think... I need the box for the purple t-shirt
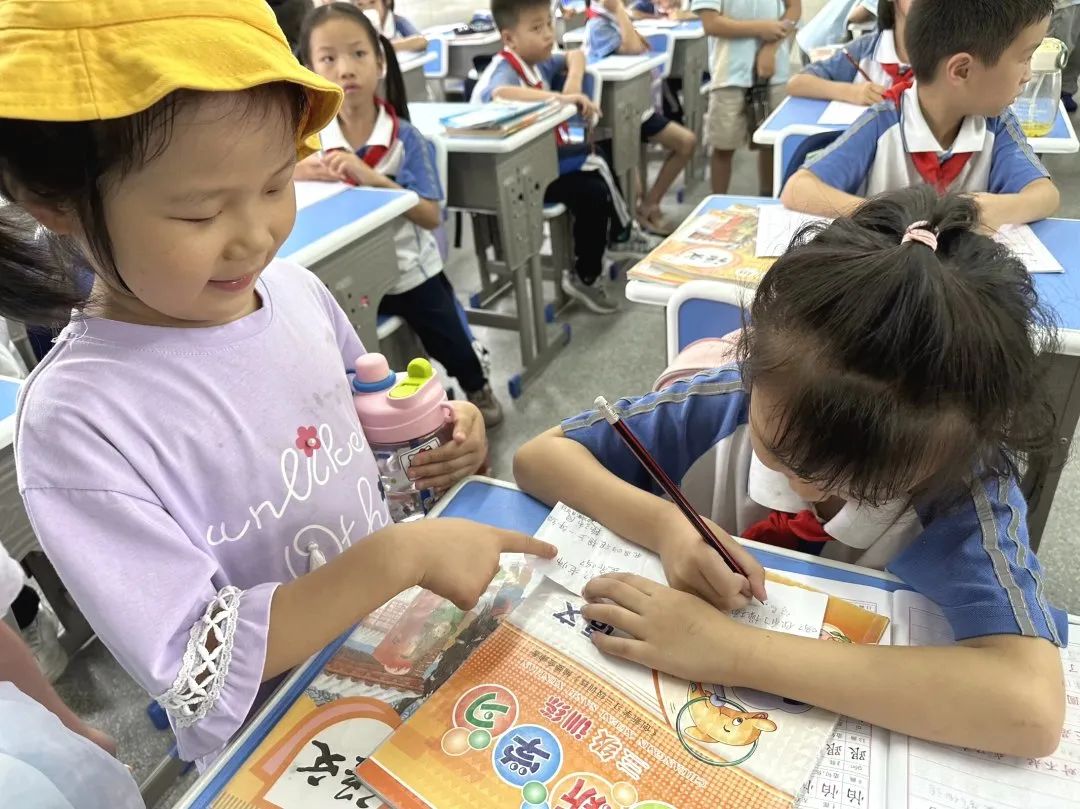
[14,260,391,765]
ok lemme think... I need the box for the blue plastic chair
[773,128,843,196]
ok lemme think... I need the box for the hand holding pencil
[595,396,768,609]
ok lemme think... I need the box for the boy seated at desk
[781,0,1061,229]
[473,0,653,315]
[788,0,911,107]
[582,0,697,234]
[691,0,801,197]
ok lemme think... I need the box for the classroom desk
[0,376,94,653]
[626,194,1080,548]
[173,475,910,809]
[411,102,577,397]
[398,49,437,103]
[422,25,502,83]
[753,95,1080,155]
[636,20,708,183]
[592,54,669,209]
[282,183,419,354]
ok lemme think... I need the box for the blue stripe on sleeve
[988,108,1052,194]
[893,473,1067,645]
[804,102,895,195]
[560,365,749,495]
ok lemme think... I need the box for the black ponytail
[877,0,895,32]
[737,186,1058,505]
[299,3,412,121]
[0,207,83,325]
[379,34,411,121]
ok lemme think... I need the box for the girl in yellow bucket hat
[0,0,556,767]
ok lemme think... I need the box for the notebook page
[534,504,829,640]
[755,206,833,257]
[887,592,1080,808]
[994,225,1064,274]
[778,570,893,809]
[818,101,868,126]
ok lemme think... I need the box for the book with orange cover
[629,206,775,288]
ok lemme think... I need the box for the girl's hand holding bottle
[409,401,488,493]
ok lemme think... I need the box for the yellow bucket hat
[0,0,342,158]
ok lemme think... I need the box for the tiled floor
[49,124,1080,807]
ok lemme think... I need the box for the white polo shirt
[692,0,793,89]
[806,82,1050,197]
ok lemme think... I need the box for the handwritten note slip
[533,503,829,640]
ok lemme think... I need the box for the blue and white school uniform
[562,366,1068,645]
[804,82,1050,197]
[318,105,443,293]
[802,29,909,88]
[470,49,632,226]
[583,5,624,64]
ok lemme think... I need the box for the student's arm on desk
[392,35,428,52]
[293,154,340,183]
[780,168,864,217]
[562,50,587,96]
[493,84,598,119]
[265,520,557,678]
[514,426,767,609]
[787,73,885,105]
[972,179,1061,230]
[579,575,1064,758]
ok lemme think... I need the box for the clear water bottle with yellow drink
[1013,38,1068,138]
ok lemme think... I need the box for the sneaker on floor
[21,605,69,682]
[608,224,663,259]
[1064,92,1078,114]
[561,273,619,315]
[467,384,505,429]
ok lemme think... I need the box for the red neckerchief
[356,98,400,169]
[880,62,911,87]
[497,49,570,145]
[883,79,973,194]
[742,510,832,552]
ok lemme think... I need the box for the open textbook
[361,504,1078,809]
[754,206,1064,274]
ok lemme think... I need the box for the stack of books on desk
[628,205,776,288]
[440,100,564,138]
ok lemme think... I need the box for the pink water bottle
[353,354,455,522]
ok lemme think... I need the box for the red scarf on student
[497,49,570,145]
[357,98,401,169]
[883,79,974,194]
[880,62,911,87]
[742,509,833,552]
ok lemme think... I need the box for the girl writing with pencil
[514,187,1067,759]
[788,0,913,106]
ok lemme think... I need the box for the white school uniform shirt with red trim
[318,109,444,295]
[805,82,1050,197]
[802,29,909,89]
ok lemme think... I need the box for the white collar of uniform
[369,103,396,149]
[503,48,546,87]
[364,8,397,40]
[875,29,903,67]
[901,81,987,155]
[318,115,351,152]
[746,451,912,551]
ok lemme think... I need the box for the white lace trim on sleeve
[155,586,242,729]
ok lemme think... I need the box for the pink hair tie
[901,221,939,252]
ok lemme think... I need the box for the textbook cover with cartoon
[357,578,868,809]
[203,561,535,809]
